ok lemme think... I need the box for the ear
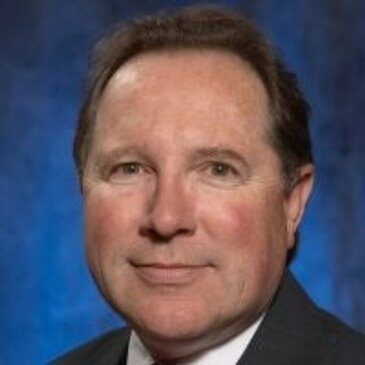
[284,164,314,248]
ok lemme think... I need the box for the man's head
[77,6,314,361]
[74,6,312,185]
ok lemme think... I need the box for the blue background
[1,1,364,364]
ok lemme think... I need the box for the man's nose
[140,175,196,241]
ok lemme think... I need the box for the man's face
[82,50,312,358]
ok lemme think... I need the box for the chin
[134,296,212,339]
[135,317,215,360]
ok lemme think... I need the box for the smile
[131,263,209,286]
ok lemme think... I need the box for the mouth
[131,262,210,286]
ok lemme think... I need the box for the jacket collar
[236,271,322,365]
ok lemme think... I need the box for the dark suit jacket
[51,272,365,364]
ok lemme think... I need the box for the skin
[82,50,313,361]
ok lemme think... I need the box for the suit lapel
[117,329,130,365]
[236,271,323,365]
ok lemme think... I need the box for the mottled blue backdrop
[1,1,364,364]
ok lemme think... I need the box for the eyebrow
[190,147,249,167]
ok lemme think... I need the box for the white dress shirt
[127,315,264,365]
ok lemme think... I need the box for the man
[53,6,365,365]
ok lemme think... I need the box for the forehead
[103,49,269,107]
[93,49,272,149]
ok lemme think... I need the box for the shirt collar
[127,314,264,365]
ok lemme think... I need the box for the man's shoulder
[240,272,365,365]
[315,307,365,363]
[50,327,130,365]
[285,273,365,363]
[292,277,365,362]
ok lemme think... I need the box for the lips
[131,262,209,285]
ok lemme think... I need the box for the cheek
[199,192,287,278]
[201,195,262,252]
[83,190,142,263]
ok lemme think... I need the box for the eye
[209,162,236,177]
[197,160,247,187]
[208,161,239,178]
[107,161,148,184]
[114,162,141,175]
